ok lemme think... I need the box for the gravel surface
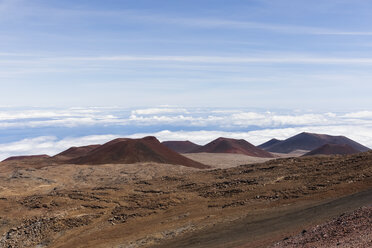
[272,206,372,248]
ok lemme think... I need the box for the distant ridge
[162,140,201,153]
[265,132,370,154]
[54,145,101,160]
[258,138,282,150]
[303,144,360,156]
[191,137,274,158]
[2,154,50,162]
[71,136,209,169]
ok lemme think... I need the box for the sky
[1,0,372,109]
[1,0,372,159]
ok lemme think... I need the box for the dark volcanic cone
[54,145,101,160]
[162,140,201,153]
[258,138,282,150]
[70,136,209,169]
[191,137,274,158]
[266,132,370,154]
[303,144,360,156]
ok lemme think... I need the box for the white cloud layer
[0,135,119,161]
[0,107,372,160]
[1,107,372,129]
[131,108,188,115]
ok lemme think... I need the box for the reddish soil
[271,205,372,248]
[157,190,372,248]
[0,150,371,248]
[2,154,50,162]
[258,138,282,150]
[304,144,360,156]
[266,132,370,153]
[162,140,201,153]
[192,137,274,158]
[71,136,209,169]
[54,145,101,160]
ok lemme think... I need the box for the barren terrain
[0,152,371,247]
[271,205,372,248]
[183,152,273,169]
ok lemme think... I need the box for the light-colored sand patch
[183,153,274,169]
[272,150,309,158]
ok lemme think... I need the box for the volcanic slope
[54,145,101,160]
[2,155,50,162]
[258,138,282,150]
[271,206,372,248]
[304,144,361,156]
[71,136,209,169]
[162,140,201,153]
[265,132,370,154]
[192,137,274,158]
[0,149,371,248]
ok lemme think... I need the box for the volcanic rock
[265,132,370,154]
[303,144,360,156]
[258,138,282,150]
[162,141,201,153]
[2,155,50,162]
[191,137,274,158]
[70,136,209,169]
[54,145,101,160]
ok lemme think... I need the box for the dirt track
[154,189,372,248]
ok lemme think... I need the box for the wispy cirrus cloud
[45,55,372,65]
[161,17,372,36]
[4,54,372,69]
[2,0,371,37]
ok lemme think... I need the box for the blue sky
[1,1,372,159]
[1,0,372,110]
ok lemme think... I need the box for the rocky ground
[271,206,372,248]
[0,152,371,247]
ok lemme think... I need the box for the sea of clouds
[0,106,371,160]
